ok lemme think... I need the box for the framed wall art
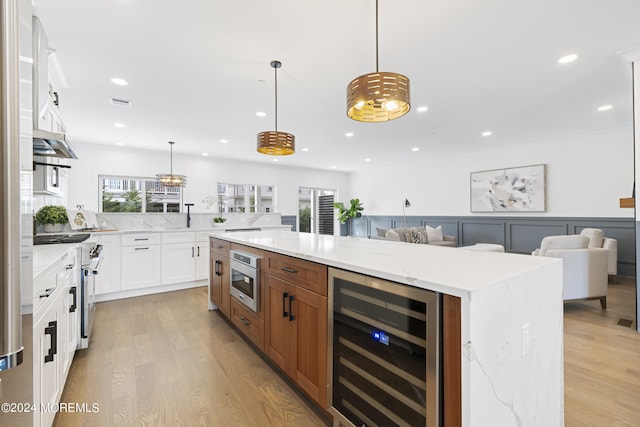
[470,164,546,212]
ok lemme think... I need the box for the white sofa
[532,235,608,308]
[372,225,457,247]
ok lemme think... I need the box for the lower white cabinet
[93,234,122,295]
[33,246,80,427]
[195,234,210,281]
[121,235,161,289]
[161,232,210,285]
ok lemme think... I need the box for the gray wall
[353,215,636,277]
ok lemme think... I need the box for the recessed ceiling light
[331,165,337,169]
[345,132,354,137]
[482,131,492,137]
[302,148,309,152]
[597,105,613,111]
[411,147,420,152]
[220,139,228,144]
[416,106,429,112]
[364,158,372,162]
[273,158,279,162]
[256,111,267,117]
[202,153,209,156]
[558,54,578,64]
[115,142,125,146]
[114,122,125,128]
[110,77,128,86]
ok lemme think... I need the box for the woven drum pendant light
[156,141,187,187]
[346,0,410,122]
[257,60,295,155]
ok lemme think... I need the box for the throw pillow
[376,227,388,237]
[425,225,444,242]
[392,228,408,242]
[408,229,427,244]
[385,229,401,241]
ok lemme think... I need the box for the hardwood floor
[54,287,329,427]
[55,280,640,426]
[564,277,640,427]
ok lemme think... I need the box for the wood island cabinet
[264,256,328,408]
[209,238,231,317]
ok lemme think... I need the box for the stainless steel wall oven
[328,267,440,427]
[229,249,261,312]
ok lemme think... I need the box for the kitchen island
[209,230,563,427]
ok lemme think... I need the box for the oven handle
[282,292,288,317]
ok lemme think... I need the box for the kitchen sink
[33,233,91,245]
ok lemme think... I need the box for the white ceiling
[32,0,640,172]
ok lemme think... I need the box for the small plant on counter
[213,198,227,224]
[35,205,69,225]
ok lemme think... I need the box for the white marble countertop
[210,230,559,298]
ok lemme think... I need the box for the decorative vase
[44,223,64,233]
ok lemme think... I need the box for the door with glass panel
[298,187,335,235]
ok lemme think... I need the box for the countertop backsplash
[34,212,286,234]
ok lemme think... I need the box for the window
[99,175,183,213]
[217,182,275,213]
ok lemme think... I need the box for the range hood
[33,129,78,159]
[32,17,77,159]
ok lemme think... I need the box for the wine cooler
[328,268,440,427]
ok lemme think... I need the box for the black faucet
[185,203,194,228]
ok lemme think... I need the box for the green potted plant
[35,205,69,233]
[334,198,364,236]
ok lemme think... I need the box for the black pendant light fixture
[257,60,295,155]
[156,141,187,187]
[346,0,411,122]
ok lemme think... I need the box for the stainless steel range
[79,241,102,349]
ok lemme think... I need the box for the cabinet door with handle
[264,272,328,407]
[209,253,230,317]
[264,274,293,372]
[121,245,161,289]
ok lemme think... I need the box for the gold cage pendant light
[257,60,295,155]
[156,141,187,187]
[347,0,410,122]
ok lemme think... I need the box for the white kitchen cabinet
[93,234,122,295]
[33,246,79,427]
[161,232,210,285]
[195,232,210,281]
[122,239,161,289]
[34,289,62,427]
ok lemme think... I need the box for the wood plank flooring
[54,287,329,427]
[564,277,640,427]
[55,279,640,426]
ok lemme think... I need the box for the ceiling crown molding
[619,45,640,62]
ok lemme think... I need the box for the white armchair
[532,235,608,309]
[579,228,618,277]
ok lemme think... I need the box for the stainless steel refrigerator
[0,0,34,425]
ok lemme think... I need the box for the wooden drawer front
[265,253,328,296]
[122,233,161,246]
[230,298,264,351]
[210,238,231,255]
